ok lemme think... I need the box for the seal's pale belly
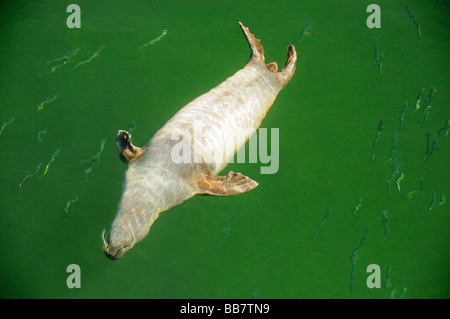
[103,22,297,259]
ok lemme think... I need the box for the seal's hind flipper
[240,22,297,83]
[115,130,144,164]
[195,171,258,196]
[239,22,265,64]
[276,44,297,87]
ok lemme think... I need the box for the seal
[103,22,297,259]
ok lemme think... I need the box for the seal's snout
[104,245,127,260]
[102,228,132,260]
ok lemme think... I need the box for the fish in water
[19,162,42,190]
[141,29,168,48]
[349,227,369,294]
[72,44,105,70]
[29,129,47,148]
[47,47,81,65]
[352,197,362,217]
[314,206,332,239]
[36,94,60,114]
[374,39,383,75]
[427,191,437,213]
[424,132,439,164]
[383,265,392,289]
[382,208,390,239]
[292,20,314,44]
[370,118,383,161]
[437,119,449,137]
[41,148,61,177]
[399,99,407,128]
[404,6,421,38]
[103,22,297,259]
[0,116,15,135]
[438,193,446,206]
[81,138,106,183]
[414,88,425,111]
[64,195,80,214]
[422,87,437,126]
[396,170,404,193]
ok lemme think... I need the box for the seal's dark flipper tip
[115,130,144,164]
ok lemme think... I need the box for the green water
[1,0,449,299]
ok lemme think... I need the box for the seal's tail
[239,22,297,87]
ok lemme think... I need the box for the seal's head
[102,228,135,260]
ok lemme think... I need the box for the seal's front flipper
[115,130,144,164]
[196,171,258,196]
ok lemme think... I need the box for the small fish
[292,20,314,44]
[438,193,446,206]
[378,52,383,75]
[386,133,398,164]
[29,129,48,148]
[382,209,390,239]
[437,119,449,137]
[370,118,383,161]
[81,138,106,183]
[425,133,439,163]
[0,116,15,135]
[386,158,401,189]
[73,44,105,70]
[349,227,369,294]
[383,265,392,289]
[353,198,362,217]
[405,6,421,38]
[37,130,47,142]
[405,176,425,200]
[427,191,437,213]
[349,249,358,294]
[318,206,331,227]
[399,100,407,127]
[42,148,62,177]
[396,170,404,193]
[36,94,60,114]
[141,30,168,48]
[19,162,42,189]
[64,195,80,214]
[46,61,66,74]
[424,131,431,160]
[422,87,437,125]
[414,88,425,111]
[47,47,81,65]
[314,206,332,239]
[418,176,425,192]
[375,39,383,75]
